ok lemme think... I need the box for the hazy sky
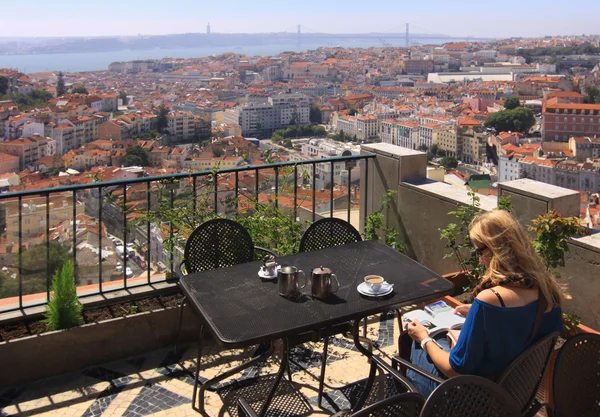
[2,0,598,38]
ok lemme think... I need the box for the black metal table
[179,240,453,415]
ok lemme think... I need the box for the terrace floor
[0,312,403,417]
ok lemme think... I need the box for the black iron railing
[0,154,374,312]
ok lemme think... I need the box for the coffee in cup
[364,275,385,292]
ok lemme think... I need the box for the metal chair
[551,332,600,417]
[298,217,363,406]
[392,331,559,417]
[496,331,559,416]
[299,217,362,253]
[174,219,277,352]
[420,375,521,417]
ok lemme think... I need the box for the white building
[498,154,521,183]
[288,139,361,189]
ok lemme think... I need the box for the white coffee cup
[364,275,385,292]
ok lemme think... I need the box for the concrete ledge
[499,179,580,219]
[403,179,498,211]
[0,304,200,388]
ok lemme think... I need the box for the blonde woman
[406,209,563,397]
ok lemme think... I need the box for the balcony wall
[361,143,600,329]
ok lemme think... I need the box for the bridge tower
[405,23,409,48]
[297,24,301,49]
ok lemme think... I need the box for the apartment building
[519,156,558,185]
[166,111,194,142]
[0,135,50,170]
[223,93,310,136]
[335,115,378,140]
[4,194,85,243]
[288,139,360,188]
[0,152,19,174]
[436,126,458,157]
[542,98,600,141]
[568,136,600,161]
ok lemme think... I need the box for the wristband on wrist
[421,337,442,350]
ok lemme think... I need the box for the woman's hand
[453,304,471,318]
[407,321,429,343]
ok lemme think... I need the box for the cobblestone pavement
[1,312,408,417]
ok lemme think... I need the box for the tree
[583,85,600,104]
[348,107,358,116]
[289,110,298,126]
[71,85,88,94]
[56,72,66,96]
[485,107,535,133]
[156,104,169,133]
[314,126,326,137]
[121,145,149,167]
[440,156,459,170]
[504,97,521,110]
[119,91,128,105]
[283,138,293,149]
[212,145,224,157]
[44,260,83,331]
[309,103,322,124]
[0,76,8,95]
[418,144,428,152]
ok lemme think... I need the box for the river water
[0,37,470,73]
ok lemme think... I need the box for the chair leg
[192,325,205,412]
[174,297,187,355]
[362,317,367,338]
[318,336,329,406]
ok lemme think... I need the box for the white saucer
[258,265,281,280]
[357,282,394,297]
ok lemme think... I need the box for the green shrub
[44,260,83,331]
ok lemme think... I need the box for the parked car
[125,267,133,278]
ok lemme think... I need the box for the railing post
[46,193,51,302]
[72,190,77,284]
[98,187,103,293]
[122,184,127,288]
[293,165,298,222]
[347,167,352,223]
[274,166,279,209]
[312,162,316,222]
[18,195,23,309]
[330,161,334,217]
[146,182,151,284]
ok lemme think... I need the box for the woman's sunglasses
[471,246,488,257]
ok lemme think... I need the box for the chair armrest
[371,356,419,393]
[254,246,279,257]
[392,356,445,385]
[351,393,424,417]
[237,398,259,417]
[175,259,186,280]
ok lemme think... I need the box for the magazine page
[404,309,448,337]
[431,311,465,330]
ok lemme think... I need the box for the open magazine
[404,301,466,338]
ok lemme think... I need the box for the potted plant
[528,209,588,337]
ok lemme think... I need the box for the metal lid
[313,266,332,274]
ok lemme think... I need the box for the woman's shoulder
[475,288,504,307]
[475,285,539,308]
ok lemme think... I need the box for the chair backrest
[552,332,600,417]
[351,393,424,417]
[299,217,362,253]
[420,375,521,417]
[184,219,254,273]
[496,331,558,415]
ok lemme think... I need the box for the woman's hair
[469,209,563,310]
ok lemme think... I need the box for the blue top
[449,298,562,376]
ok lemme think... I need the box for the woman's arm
[406,321,459,378]
[423,342,459,378]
